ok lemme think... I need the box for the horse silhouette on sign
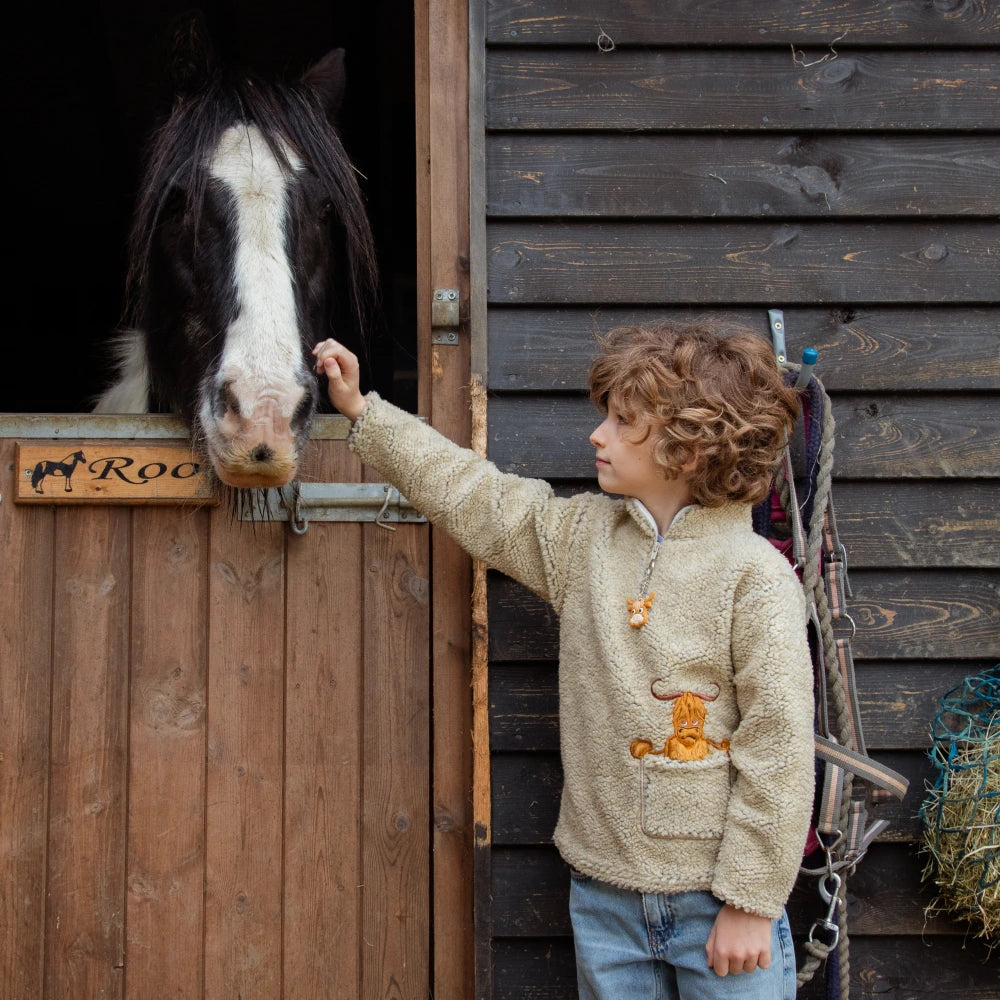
[30,450,87,494]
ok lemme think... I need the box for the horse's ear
[302,49,348,122]
[166,8,218,96]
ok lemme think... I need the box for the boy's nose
[590,414,610,446]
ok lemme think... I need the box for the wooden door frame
[414,0,475,996]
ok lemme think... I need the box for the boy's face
[589,401,667,504]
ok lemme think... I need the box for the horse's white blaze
[204,124,306,485]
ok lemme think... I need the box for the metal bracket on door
[239,482,426,534]
[431,288,460,344]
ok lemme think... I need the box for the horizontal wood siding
[485,50,1000,131]
[487,1,1000,46]
[478,1,1000,996]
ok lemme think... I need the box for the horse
[31,451,87,494]
[94,16,378,491]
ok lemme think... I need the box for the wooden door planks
[0,439,55,997]
[204,509,286,996]
[126,506,209,997]
[283,442,365,997]
[361,515,431,999]
[46,505,130,996]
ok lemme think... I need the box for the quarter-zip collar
[626,497,697,541]
[626,497,752,542]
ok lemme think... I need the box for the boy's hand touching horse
[313,339,366,422]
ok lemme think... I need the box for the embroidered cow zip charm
[627,592,655,628]
[629,535,660,628]
[630,682,731,762]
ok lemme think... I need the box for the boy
[314,322,814,998]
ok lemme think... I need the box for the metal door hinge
[431,288,460,344]
[239,482,426,534]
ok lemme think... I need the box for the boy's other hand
[705,903,773,976]
[313,339,366,422]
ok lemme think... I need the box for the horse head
[95,12,377,491]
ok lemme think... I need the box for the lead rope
[775,388,852,1000]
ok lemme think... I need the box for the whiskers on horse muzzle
[212,438,299,489]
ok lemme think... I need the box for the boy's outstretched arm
[705,903,773,976]
[313,339,367,421]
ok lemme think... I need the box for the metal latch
[768,308,787,364]
[239,482,426,534]
[431,288,460,344]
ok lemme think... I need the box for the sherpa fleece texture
[350,394,815,918]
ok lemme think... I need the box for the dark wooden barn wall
[477,2,1000,997]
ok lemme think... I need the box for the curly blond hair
[588,321,800,506]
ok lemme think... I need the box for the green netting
[920,665,1000,946]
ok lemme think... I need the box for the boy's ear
[678,448,700,477]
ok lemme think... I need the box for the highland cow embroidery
[630,682,731,762]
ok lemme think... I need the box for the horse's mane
[124,69,378,335]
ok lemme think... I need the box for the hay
[920,667,1000,947]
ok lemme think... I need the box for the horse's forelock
[125,80,238,325]
[126,73,376,336]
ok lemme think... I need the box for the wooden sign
[15,442,218,504]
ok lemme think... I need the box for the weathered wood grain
[204,512,286,996]
[487,221,1000,304]
[486,306,1000,392]
[125,506,209,998]
[45,507,129,997]
[850,570,1000,659]
[485,394,1000,479]
[833,395,1000,478]
[362,520,431,999]
[487,570,999,661]
[284,440,365,997]
[486,50,1000,131]
[486,0,1000,46]
[491,933,1000,999]
[490,749,934,847]
[0,441,54,999]
[833,482,1000,568]
[487,135,1000,218]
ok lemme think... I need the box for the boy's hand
[313,339,366,421]
[705,903,772,976]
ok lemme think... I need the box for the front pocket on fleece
[638,752,732,839]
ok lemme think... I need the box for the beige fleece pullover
[350,394,815,918]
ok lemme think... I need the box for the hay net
[920,665,1000,944]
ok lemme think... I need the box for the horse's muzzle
[206,390,305,488]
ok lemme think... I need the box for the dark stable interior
[6,1,416,413]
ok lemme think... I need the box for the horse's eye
[319,199,334,221]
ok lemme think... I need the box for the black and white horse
[31,450,87,494]
[95,17,377,490]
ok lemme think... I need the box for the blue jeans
[569,872,796,1000]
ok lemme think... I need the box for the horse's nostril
[251,444,274,463]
